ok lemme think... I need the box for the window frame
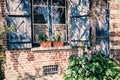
[32,0,68,45]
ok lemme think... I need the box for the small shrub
[64,52,120,80]
[38,33,48,42]
[53,32,63,41]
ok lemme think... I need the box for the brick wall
[3,0,120,79]
[110,0,120,64]
[0,0,6,17]
[5,48,73,80]
[0,0,6,57]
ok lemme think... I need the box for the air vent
[43,65,58,75]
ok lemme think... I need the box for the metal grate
[43,65,58,75]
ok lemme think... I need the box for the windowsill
[31,46,71,52]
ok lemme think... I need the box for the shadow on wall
[8,52,55,80]
[110,50,120,66]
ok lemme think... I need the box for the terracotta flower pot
[53,41,63,47]
[40,41,52,47]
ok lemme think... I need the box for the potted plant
[38,33,52,47]
[53,32,64,47]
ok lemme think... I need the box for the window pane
[52,8,65,24]
[34,7,48,24]
[33,0,47,5]
[52,25,65,40]
[34,25,48,42]
[52,0,65,6]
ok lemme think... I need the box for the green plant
[0,27,5,39]
[0,25,15,39]
[64,52,120,80]
[38,33,48,42]
[53,32,63,41]
[0,25,15,52]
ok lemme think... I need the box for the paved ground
[35,74,63,80]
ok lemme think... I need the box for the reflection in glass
[52,8,65,24]
[52,25,65,40]
[34,25,48,42]
[52,0,65,6]
[52,25,65,31]
[33,0,47,5]
[34,7,48,23]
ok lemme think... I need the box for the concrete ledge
[31,46,71,52]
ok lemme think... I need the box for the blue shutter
[6,0,31,49]
[96,9,110,56]
[70,0,90,46]
[70,0,110,55]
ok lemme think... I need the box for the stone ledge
[31,46,71,52]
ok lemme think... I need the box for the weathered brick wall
[0,0,6,57]
[0,0,6,17]
[110,0,120,64]
[5,49,73,80]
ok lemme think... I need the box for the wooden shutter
[6,0,31,49]
[70,0,109,55]
[96,9,110,56]
[70,0,90,46]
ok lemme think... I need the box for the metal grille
[43,65,58,75]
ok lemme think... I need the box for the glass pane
[34,7,48,24]
[52,0,65,6]
[34,25,48,42]
[52,8,65,24]
[33,0,47,5]
[52,25,65,40]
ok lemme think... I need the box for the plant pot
[53,41,63,47]
[40,41,52,47]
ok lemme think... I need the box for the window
[32,0,67,43]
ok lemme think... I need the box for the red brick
[111,13,120,19]
[110,32,120,37]
[111,40,120,45]
[111,4,120,10]
[5,49,72,79]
